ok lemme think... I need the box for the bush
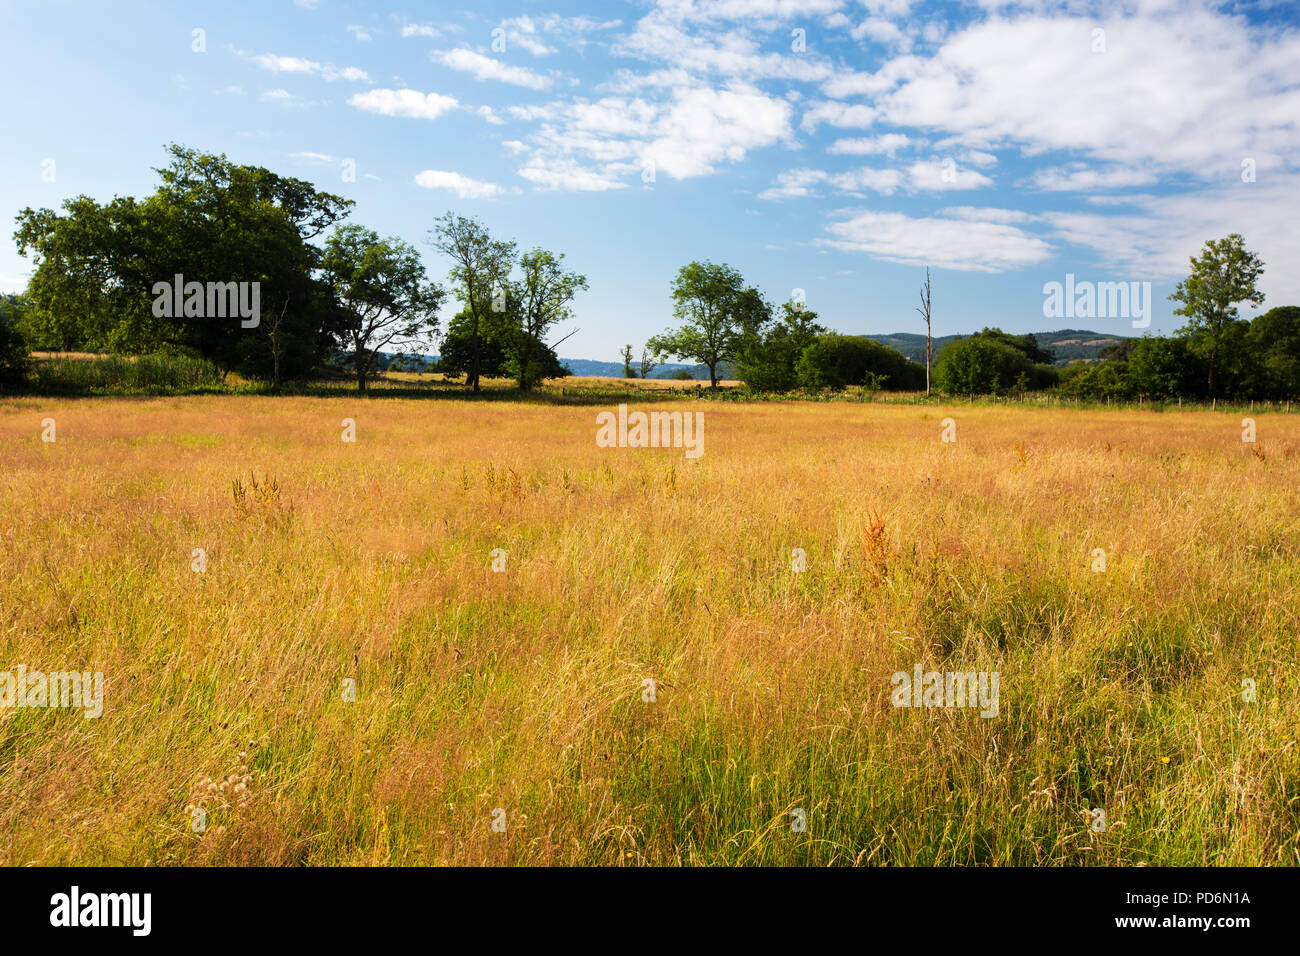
[0,312,31,391]
[795,334,923,391]
[1126,336,1206,399]
[933,336,1034,394]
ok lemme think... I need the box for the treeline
[647,234,1297,403]
[1,144,583,393]
[641,260,927,393]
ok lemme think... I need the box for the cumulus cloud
[348,89,460,120]
[414,170,504,198]
[827,133,912,156]
[244,51,369,82]
[821,208,1053,272]
[432,49,554,90]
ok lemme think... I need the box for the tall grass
[0,397,1297,865]
[31,353,223,394]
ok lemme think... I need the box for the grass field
[1,390,1297,865]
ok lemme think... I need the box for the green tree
[321,224,445,393]
[739,299,826,392]
[934,336,1035,394]
[14,144,351,378]
[1170,233,1265,398]
[648,260,745,390]
[506,248,586,390]
[1242,306,1300,399]
[1125,335,1206,398]
[0,299,30,391]
[621,344,636,379]
[429,213,516,393]
[795,334,923,391]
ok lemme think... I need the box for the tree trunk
[470,316,481,393]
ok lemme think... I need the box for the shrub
[0,312,31,391]
[795,334,923,391]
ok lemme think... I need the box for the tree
[796,334,922,391]
[0,301,30,391]
[1243,306,1300,399]
[429,213,516,393]
[1126,335,1205,398]
[916,267,932,394]
[621,344,636,379]
[507,248,586,390]
[1170,233,1265,398]
[648,260,745,390]
[934,336,1035,394]
[640,345,662,380]
[737,299,825,392]
[321,224,445,393]
[13,144,351,378]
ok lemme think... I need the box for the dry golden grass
[0,394,1297,865]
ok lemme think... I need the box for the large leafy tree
[1243,306,1300,399]
[648,260,746,390]
[796,334,923,391]
[737,298,825,392]
[14,144,352,378]
[428,213,516,393]
[934,336,1036,394]
[0,296,30,391]
[1170,233,1265,398]
[507,248,586,390]
[321,224,445,393]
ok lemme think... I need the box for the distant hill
[371,352,718,380]
[863,329,1128,366]
[559,358,715,379]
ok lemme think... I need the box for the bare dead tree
[916,267,932,395]
[268,294,290,391]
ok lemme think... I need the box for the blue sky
[2,0,1297,361]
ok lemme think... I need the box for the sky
[1,0,1298,362]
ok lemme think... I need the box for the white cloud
[261,88,299,105]
[348,89,460,120]
[906,159,994,190]
[852,17,908,48]
[1030,164,1158,191]
[414,170,504,199]
[1042,174,1300,305]
[612,10,833,82]
[245,51,369,82]
[860,10,1300,179]
[940,206,1036,224]
[801,100,877,131]
[517,156,630,191]
[821,208,1052,272]
[290,151,335,164]
[827,133,911,156]
[509,80,794,189]
[347,25,372,42]
[495,15,622,57]
[401,24,440,39]
[432,49,554,90]
[758,166,904,199]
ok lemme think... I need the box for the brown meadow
[1,392,1297,864]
